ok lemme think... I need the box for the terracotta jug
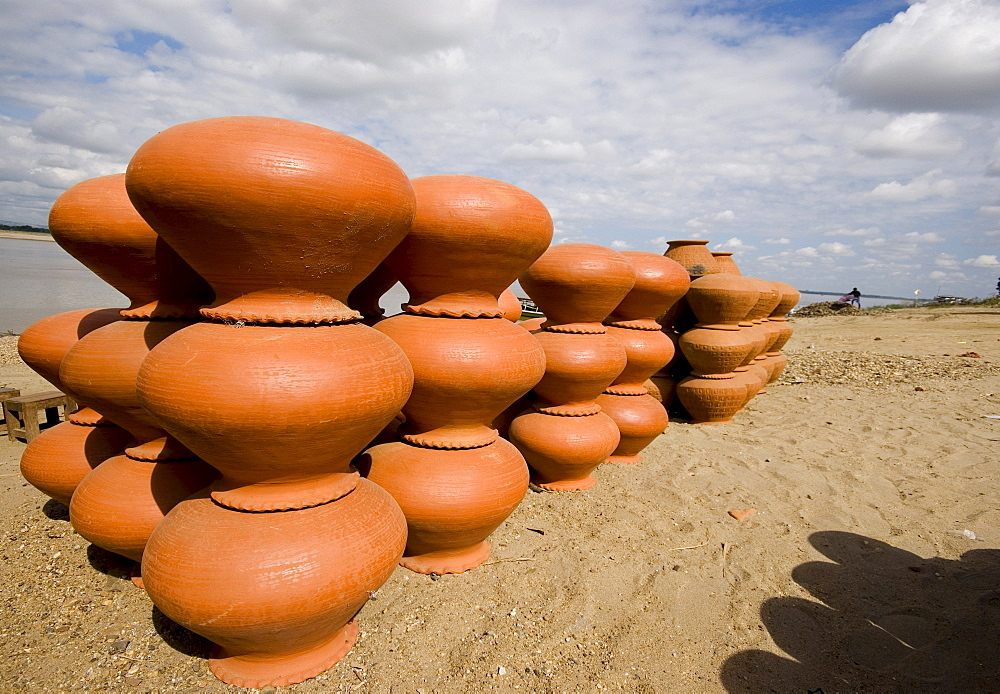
[711,251,742,275]
[508,410,619,490]
[663,240,719,278]
[362,439,528,573]
[373,313,544,450]
[127,116,414,324]
[678,326,758,378]
[675,375,748,424]
[519,243,635,333]
[529,330,626,415]
[685,274,758,329]
[607,252,690,330]
[142,479,406,688]
[594,392,668,463]
[385,175,552,318]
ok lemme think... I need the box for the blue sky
[1,0,999,298]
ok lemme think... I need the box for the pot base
[533,475,596,491]
[208,619,358,688]
[605,454,641,465]
[210,470,360,512]
[400,541,492,575]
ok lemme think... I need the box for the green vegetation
[0,223,49,234]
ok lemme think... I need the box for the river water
[0,235,895,334]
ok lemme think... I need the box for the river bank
[1,307,998,692]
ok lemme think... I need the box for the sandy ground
[1,307,998,693]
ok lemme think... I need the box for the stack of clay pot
[506,244,633,490]
[38,175,216,585]
[363,175,551,574]
[760,281,800,384]
[124,117,413,688]
[598,252,690,463]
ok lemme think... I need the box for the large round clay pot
[362,438,528,574]
[518,316,545,332]
[385,175,552,318]
[530,330,626,415]
[142,478,406,688]
[676,375,747,424]
[594,393,669,464]
[679,326,758,377]
[137,322,413,511]
[70,448,216,564]
[607,252,690,330]
[604,326,675,395]
[744,277,782,323]
[711,251,742,275]
[663,240,719,278]
[519,244,635,333]
[685,274,758,329]
[498,288,523,322]
[17,308,123,395]
[125,116,415,325]
[19,414,132,506]
[729,368,761,408]
[770,281,800,319]
[59,319,196,452]
[347,262,398,325]
[766,353,789,384]
[646,375,677,407]
[508,410,619,490]
[744,362,770,396]
[49,174,213,319]
[374,314,544,449]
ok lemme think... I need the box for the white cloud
[835,0,1000,112]
[795,247,820,258]
[980,206,1000,217]
[902,231,944,242]
[824,226,881,238]
[500,139,587,163]
[817,242,856,257]
[866,169,957,202]
[712,236,755,252]
[857,113,964,158]
[935,253,960,268]
[963,254,1000,268]
[929,270,948,279]
[611,239,631,249]
[763,237,791,245]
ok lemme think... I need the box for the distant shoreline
[0,231,55,242]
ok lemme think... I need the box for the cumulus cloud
[712,236,755,252]
[763,237,791,245]
[817,242,856,257]
[824,226,881,238]
[857,113,964,158]
[835,0,1000,112]
[866,169,956,202]
[934,253,960,268]
[963,254,1000,268]
[500,139,587,163]
[902,231,944,242]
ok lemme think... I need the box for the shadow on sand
[720,531,1000,693]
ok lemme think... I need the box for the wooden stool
[0,387,21,436]
[4,391,76,443]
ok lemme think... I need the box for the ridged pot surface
[530,330,626,415]
[361,438,528,574]
[508,410,620,491]
[141,478,406,688]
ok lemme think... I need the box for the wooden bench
[3,391,76,443]
[0,387,21,436]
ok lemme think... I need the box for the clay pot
[604,326,675,395]
[678,326,758,377]
[17,308,123,396]
[646,375,677,407]
[126,117,415,324]
[685,274,758,329]
[49,174,213,319]
[770,281,800,319]
[137,322,413,511]
[142,478,406,688]
[19,414,132,506]
[738,322,770,365]
[70,446,216,564]
[519,244,635,333]
[607,252,690,330]
[518,317,545,332]
[530,330,626,415]
[59,319,196,451]
[663,240,719,278]
[362,438,528,574]
[385,175,552,318]
[498,288,523,322]
[766,353,789,384]
[744,277,782,323]
[374,314,544,449]
[744,362,770,396]
[508,410,619,490]
[729,368,761,407]
[711,251,742,275]
[594,393,669,464]
[675,375,747,424]
[347,263,398,325]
